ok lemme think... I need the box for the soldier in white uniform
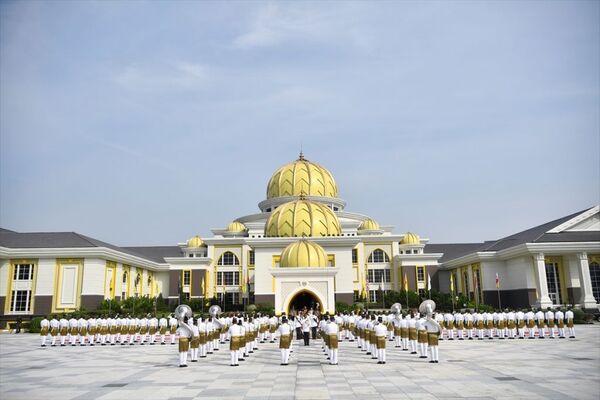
[228,318,242,366]
[238,319,246,362]
[77,317,87,346]
[50,316,60,346]
[455,312,464,340]
[408,313,418,354]
[374,317,387,364]
[496,312,505,339]
[425,307,441,363]
[565,308,575,338]
[176,316,193,367]
[159,315,168,344]
[59,316,69,346]
[40,316,50,347]
[525,309,536,338]
[416,316,428,358]
[169,315,178,345]
[507,310,516,339]
[515,309,526,339]
[87,317,96,346]
[149,315,158,344]
[435,312,445,340]
[367,315,377,358]
[535,309,546,338]
[444,312,455,340]
[392,312,402,348]
[545,308,556,339]
[464,312,474,340]
[555,309,565,338]
[139,316,148,345]
[475,312,484,340]
[68,316,78,346]
[326,315,339,365]
[189,318,200,362]
[206,318,215,354]
[109,316,118,345]
[128,317,137,345]
[196,316,207,358]
[277,317,292,365]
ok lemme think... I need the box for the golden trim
[104,261,117,299]
[284,288,325,315]
[52,258,84,313]
[4,259,38,314]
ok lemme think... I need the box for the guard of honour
[38,306,577,367]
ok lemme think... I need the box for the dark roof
[0,228,16,233]
[0,230,178,263]
[424,243,487,263]
[427,207,598,263]
[122,246,183,263]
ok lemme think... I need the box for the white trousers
[568,327,576,337]
[395,335,401,347]
[329,348,338,364]
[419,342,428,357]
[377,348,386,362]
[41,334,47,346]
[430,345,439,361]
[171,333,176,344]
[410,340,417,353]
[179,351,188,366]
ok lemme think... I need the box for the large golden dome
[266,153,338,199]
[265,198,342,237]
[280,239,328,268]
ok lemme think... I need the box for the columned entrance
[270,267,339,315]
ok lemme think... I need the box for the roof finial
[298,143,304,161]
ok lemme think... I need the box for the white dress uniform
[326,319,339,365]
[515,311,525,338]
[40,318,50,347]
[59,318,69,346]
[169,316,178,344]
[464,312,474,339]
[374,320,387,364]
[565,310,575,338]
[228,322,242,366]
[139,318,148,344]
[50,318,60,346]
[535,310,546,338]
[347,314,356,341]
[444,313,455,340]
[454,312,465,340]
[367,318,377,358]
[149,317,158,344]
[87,318,96,345]
[238,323,246,361]
[399,316,409,350]
[159,317,167,344]
[424,317,441,363]
[435,313,445,340]
[392,315,402,348]
[554,310,565,338]
[176,320,193,367]
[407,316,418,353]
[545,310,556,338]
[68,318,79,345]
[277,321,292,365]
[507,311,516,338]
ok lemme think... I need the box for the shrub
[573,309,586,324]
[29,316,43,333]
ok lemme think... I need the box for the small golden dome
[401,232,420,245]
[280,239,328,268]
[266,153,338,199]
[187,236,204,248]
[358,218,380,231]
[265,199,341,237]
[227,221,247,233]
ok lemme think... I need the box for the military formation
[37,306,577,367]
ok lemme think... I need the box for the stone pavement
[1,325,599,400]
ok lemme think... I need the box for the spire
[298,143,305,161]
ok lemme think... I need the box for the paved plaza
[1,326,599,400]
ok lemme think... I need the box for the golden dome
[227,221,247,233]
[266,153,338,199]
[401,232,420,245]
[265,199,341,237]
[187,236,204,248]
[280,240,328,268]
[358,218,380,231]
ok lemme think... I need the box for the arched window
[218,251,240,266]
[122,271,128,283]
[368,249,390,263]
[590,261,600,302]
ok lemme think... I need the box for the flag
[427,273,431,291]
[495,272,500,289]
[473,273,478,289]
[403,273,408,292]
[450,273,454,293]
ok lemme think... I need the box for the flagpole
[496,273,502,310]
[404,273,409,309]
[450,274,455,312]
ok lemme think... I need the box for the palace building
[1,154,599,327]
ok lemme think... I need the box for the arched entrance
[287,290,323,315]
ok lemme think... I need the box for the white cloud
[232,3,369,50]
[111,61,208,91]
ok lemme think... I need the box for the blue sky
[1,1,598,246]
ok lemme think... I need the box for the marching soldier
[444,312,455,340]
[496,312,505,339]
[189,317,200,362]
[347,312,356,342]
[476,311,484,340]
[120,316,129,345]
[278,316,292,365]
[159,315,168,344]
[516,309,525,339]
[374,316,387,364]
[455,311,464,340]
[49,316,59,347]
[407,312,418,354]
[506,309,516,339]
[327,315,339,365]
[367,315,377,358]
[68,315,78,346]
[40,316,49,347]
[392,312,402,348]
[176,316,193,367]
[535,309,546,338]
[149,315,158,345]
[139,315,148,345]
[59,316,69,346]
[425,308,441,363]
[197,316,207,358]
[228,317,241,366]
[128,316,137,345]
[525,309,536,339]
[400,313,409,350]
[77,316,87,346]
[87,316,96,346]
[169,314,178,345]
[545,308,556,339]
[417,316,428,359]
[555,308,565,338]
[435,312,445,340]
[99,316,108,345]
[109,315,118,345]
[464,311,474,340]
[565,308,575,338]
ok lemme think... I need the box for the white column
[576,253,597,309]
[533,253,553,309]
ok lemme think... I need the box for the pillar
[576,253,598,310]
[534,253,553,309]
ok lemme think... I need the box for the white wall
[82,258,105,296]
[0,259,9,297]
[35,259,56,296]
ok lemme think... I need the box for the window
[216,271,240,286]
[353,290,360,302]
[122,271,128,283]
[369,290,377,302]
[590,262,600,302]
[217,292,239,305]
[545,263,562,305]
[352,249,358,264]
[182,292,190,301]
[9,290,32,312]
[13,264,34,281]
[367,269,390,283]
[417,266,425,282]
[418,288,426,298]
[368,249,389,263]
[183,270,191,286]
[189,254,194,258]
[218,252,240,266]
[249,250,255,265]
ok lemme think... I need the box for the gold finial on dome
[401,232,421,245]
[280,239,328,268]
[265,198,341,237]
